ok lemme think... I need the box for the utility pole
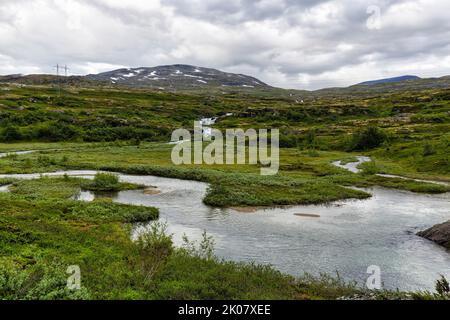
[54,64,69,97]
[54,64,61,97]
[63,65,69,77]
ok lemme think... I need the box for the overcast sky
[0,0,449,89]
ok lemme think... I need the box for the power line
[63,65,69,77]
[53,64,69,97]
[54,63,61,97]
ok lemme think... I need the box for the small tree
[348,126,387,151]
[135,222,174,281]
[305,129,317,150]
[182,231,216,260]
[2,126,22,142]
[422,143,436,157]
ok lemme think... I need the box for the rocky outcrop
[417,220,450,249]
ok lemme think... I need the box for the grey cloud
[0,0,449,89]
[162,0,331,24]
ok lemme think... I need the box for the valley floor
[0,142,449,299]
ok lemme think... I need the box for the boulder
[417,220,450,249]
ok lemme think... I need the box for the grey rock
[417,220,450,249]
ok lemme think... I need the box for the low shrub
[0,258,91,300]
[89,173,120,191]
[68,200,159,223]
[1,126,22,142]
[359,161,380,175]
[348,126,387,151]
[134,222,174,281]
[422,143,436,156]
[181,231,216,261]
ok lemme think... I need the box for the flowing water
[333,156,450,186]
[332,156,371,173]
[0,168,449,291]
[168,117,217,144]
[0,150,36,158]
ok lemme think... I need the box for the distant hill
[309,75,450,99]
[0,74,100,86]
[358,75,420,86]
[85,64,269,90]
[1,67,449,99]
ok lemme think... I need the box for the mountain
[1,67,449,98]
[85,64,269,90]
[307,75,450,99]
[358,75,420,86]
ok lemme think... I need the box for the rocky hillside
[85,64,269,90]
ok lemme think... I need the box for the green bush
[35,122,81,141]
[1,126,22,142]
[0,259,91,300]
[134,222,174,281]
[279,134,298,148]
[181,231,216,261]
[348,126,387,151]
[422,143,436,156]
[359,161,380,175]
[68,200,159,223]
[305,129,317,149]
[90,173,120,191]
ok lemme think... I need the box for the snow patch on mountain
[87,64,270,90]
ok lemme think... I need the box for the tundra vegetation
[0,82,449,299]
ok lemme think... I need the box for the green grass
[329,174,450,194]
[0,178,15,186]
[1,82,449,300]
[0,177,374,300]
[203,175,370,207]
[81,172,143,192]
[0,142,448,209]
[0,81,448,187]
[0,177,445,300]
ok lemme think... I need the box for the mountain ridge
[357,75,421,86]
[1,65,450,96]
[85,64,270,90]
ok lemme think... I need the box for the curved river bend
[0,169,449,291]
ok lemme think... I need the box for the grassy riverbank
[0,83,449,300]
[0,177,368,299]
[0,142,448,208]
[1,177,447,300]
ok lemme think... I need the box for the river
[0,167,449,291]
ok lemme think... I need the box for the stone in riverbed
[231,207,259,213]
[294,213,321,218]
[143,186,161,195]
[417,220,450,249]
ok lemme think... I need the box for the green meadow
[0,82,449,300]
